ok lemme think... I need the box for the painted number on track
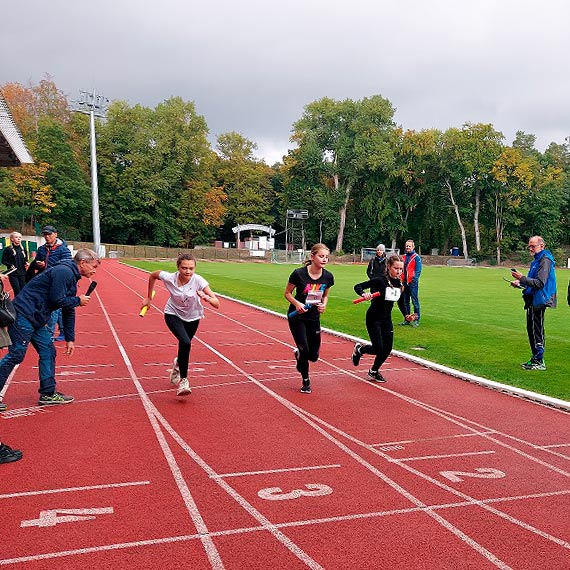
[21,507,114,528]
[440,467,506,483]
[258,484,333,501]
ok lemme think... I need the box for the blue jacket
[521,249,557,309]
[14,260,82,340]
[35,238,72,268]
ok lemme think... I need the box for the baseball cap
[41,225,57,234]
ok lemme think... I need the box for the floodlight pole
[70,90,109,256]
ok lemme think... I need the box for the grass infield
[126,259,570,402]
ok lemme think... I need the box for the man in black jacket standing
[0,249,100,409]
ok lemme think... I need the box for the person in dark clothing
[510,236,557,371]
[285,243,334,394]
[26,225,72,341]
[1,232,28,296]
[352,255,405,383]
[0,249,100,410]
[366,244,387,281]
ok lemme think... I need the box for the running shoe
[0,401,6,412]
[300,379,311,394]
[521,359,546,371]
[367,369,386,383]
[177,378,192,396]
[352,342,363,367]
[38,392,74,406]
[170,357,181,385]
[0,443,22,464]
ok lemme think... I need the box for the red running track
[1,259,569,569]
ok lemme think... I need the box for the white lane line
[371,431,498,447]
[216,464,342,478]
[95,298,226,570]
[397,451,496,462]
[196,336,512,570]
[0,480,150,500]
[3,488,570,566]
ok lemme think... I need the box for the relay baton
[85,281,97,296]
[139,290,156,317]
[352,291,380,304]
[288,303,312,318]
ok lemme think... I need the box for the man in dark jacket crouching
[0,249,100,409]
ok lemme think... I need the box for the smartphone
[511,268,517,273]
[1,267,16,276]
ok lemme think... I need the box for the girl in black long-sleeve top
[352,255,404,383]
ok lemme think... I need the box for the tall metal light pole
[70,90,109,256]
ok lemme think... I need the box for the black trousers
[360,313,393,371]
[525,306,546,361]
[9,273,26,297]
[288,317,321,379]
[164,313,200,379]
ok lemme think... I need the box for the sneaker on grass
[300,379,311,394]
[38,392,74,406]
[352,343,363,367]
[0,443,23,464]
[367,369,386,383]
[177,378,191,396]
[521,359,546,371]
[170,357,181,385]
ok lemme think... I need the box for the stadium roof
[0,94,33,167]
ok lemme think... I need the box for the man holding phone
[510,236,557,370]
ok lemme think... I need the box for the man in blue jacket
[0,249,100,409]
[511,236,557,371]
[28,225,73,341]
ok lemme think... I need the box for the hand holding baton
[288,303,312,318]
[140,290,156,317]
[352,291,380,304]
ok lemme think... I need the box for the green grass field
[125,259,570,402]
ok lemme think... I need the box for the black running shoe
[0,443,23,464]
[367,369,386,383]
[300,379,311,394]
[352,342,363,366]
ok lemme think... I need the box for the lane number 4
[21,507,114,528]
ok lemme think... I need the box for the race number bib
[385,286,401,301]
[304,284,325,305]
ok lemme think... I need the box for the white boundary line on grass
[217,294,570,412]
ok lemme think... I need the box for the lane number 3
[258,484,333,501]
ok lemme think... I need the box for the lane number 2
[440,467,506,483]
[258,484,333,501]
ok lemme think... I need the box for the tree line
[1,78,568,263]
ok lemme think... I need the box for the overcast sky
[2,0,569,164]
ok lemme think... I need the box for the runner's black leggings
[288,317,321,379]
[164,313,200,379]
[359,313,393,371]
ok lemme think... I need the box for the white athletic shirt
[159,271,209,321]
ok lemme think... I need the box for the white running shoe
[177,378,191,396]
[170,357,181,385]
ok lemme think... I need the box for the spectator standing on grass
[352,255,405,383]
[511,236,556,371]
[1,232,28,297]
[27,225,72,341]
[399,239,422,327]
[141,253,220,397]
[0,249,100,410]
[285,243,334,394]
[366,244,387,281]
